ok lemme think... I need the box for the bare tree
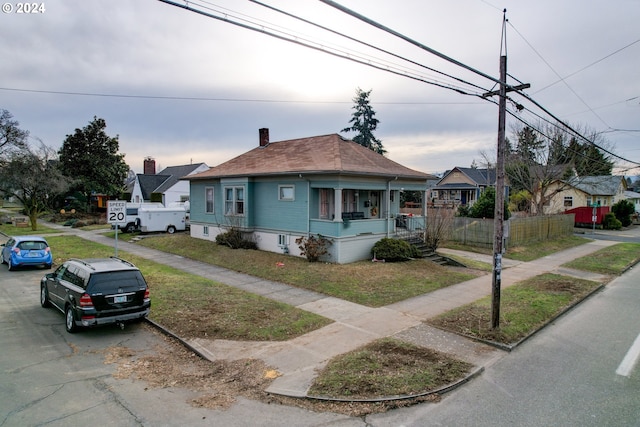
[424,207,456,251]
[506,121,614,215]
[0,109,29,160]
[0,141,70,230]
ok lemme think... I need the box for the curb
[297,366,486,403]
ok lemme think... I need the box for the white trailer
[137,207,186,234]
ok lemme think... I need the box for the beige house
[541,175,627,214]
[430,167,499,208]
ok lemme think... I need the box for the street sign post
[107,200,127,257]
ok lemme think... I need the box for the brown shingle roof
[188,134,433,180]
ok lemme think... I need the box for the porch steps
[399,236,467,267]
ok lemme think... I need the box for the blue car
[1,236,53,271]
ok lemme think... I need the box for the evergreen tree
[342,88,386,155]
[58,117,128,208]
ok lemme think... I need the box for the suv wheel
[65,305,78,333]
[40,285,51,308]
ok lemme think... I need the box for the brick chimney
[144,157,156,175]
[259,128,269,147]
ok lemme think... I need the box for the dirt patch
[105,327,274,410]
[104,325,446,416]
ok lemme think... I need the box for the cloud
[1,0,638,177]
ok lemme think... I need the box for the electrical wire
[155,0,490,98]
[249,0,491,94]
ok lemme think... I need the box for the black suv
[40,257,151,333]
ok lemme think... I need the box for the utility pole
[482,10,530,329]
[491,54,507,330]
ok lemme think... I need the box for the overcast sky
[2,0,639,176]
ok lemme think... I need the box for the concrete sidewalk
[27,222,618,398]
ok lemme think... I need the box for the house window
[563,196,573,207]
[225,187,244,215]
[203,226,209,236]
[205,187,214,213]
[343,190,357,213]
[278,234,288,247]
[319,188,334,219]
[279,185,295,201]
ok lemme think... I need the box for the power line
[535,38,640,94]
[507,21,614,131]
[319,0,507,89]
[0,86,480,106]
[249,0,491,94]
[318,0,639,166]
[155,0,490,98]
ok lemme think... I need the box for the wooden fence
[449,214,575,248]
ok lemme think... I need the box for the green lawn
[562,242,640,275]
[45,235,332,341]
[428,273,602,345]
[135,234,480,307]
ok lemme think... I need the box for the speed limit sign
[107,200,127,225]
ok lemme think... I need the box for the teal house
[186,129,437,263]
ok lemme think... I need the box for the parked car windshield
[88,271,147,292]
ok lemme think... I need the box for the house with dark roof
[186,129,438,264]
[130,159,209,206]
[430,167,499,208]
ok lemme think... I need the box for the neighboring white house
[129,158,209,206]
[624,190,640,213]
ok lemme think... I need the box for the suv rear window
[88,270,147,292]
[18,241,48,250]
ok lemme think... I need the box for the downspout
[386,176,398,237]
[299,174,310,235]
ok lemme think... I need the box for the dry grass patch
[428,273,602,345]
[308,338,473,400]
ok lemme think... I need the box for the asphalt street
[367,262,640,426]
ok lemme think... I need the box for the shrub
[457,205,470,217]
[371,238,415,262]
[469,187,510,220]
[603,212,622,230]
[295,234,332,262]
[215,227,257,249]
[612,199,635,227]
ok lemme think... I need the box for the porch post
[334,188,343,221]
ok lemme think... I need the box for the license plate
[28,252,40,257]
[114,295,127,303]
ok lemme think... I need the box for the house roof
[155,163,207,193]
[188,134,436,181]
[136,163,207,198]
[137,174,171,200]
[568,175,626,196]
[624,190,640,200]
[433,166,496,190]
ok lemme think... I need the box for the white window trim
[278,185,295,201]
[205,187,215,214]
[224,186,245,216]
[563,196,573,207]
